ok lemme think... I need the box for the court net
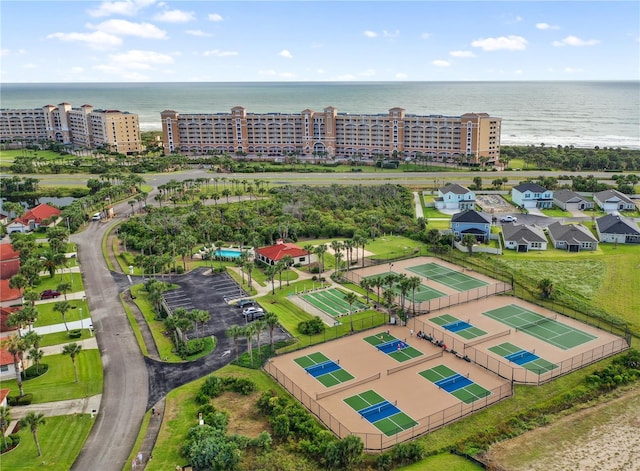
[516,314,557,332]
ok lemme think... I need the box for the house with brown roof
[547,222,599,252]
[0,279,22,308]
[0,243,20,280]
[6,203,61,234]
[0,388,9,407]
[0,348,17,380]
[256,240,314,266]
[0,306,20,338]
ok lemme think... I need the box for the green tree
[461,234,477,256]
[538,278,555,299]
[344,291,358,332]
[62,342,82,383]
[19,412,46,456]
[53,301,72,332]
[263,312,279,351]
[1,334,27,396]
[282,254,294,286]
[265,265,278,295]
[56,281,72,301]
[28,347,44,375]
[226,325,244,360]
[0,406,11,450]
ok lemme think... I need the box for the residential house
[0,243,20,280]
[0,348,16,380]
[547,222,599,252]
[595,214,640,244]
[434,183,476,211]
[0,280,22,308]
[5,203,61,234]
[0,306,20,338]
[511,182,554,209]
[256,239,314,266]
[501,223,547,252]
[0,212,9,226]
[553,189,594,211]
[0,388,9,407]
[593,189,636,213]
[451,209,492,242]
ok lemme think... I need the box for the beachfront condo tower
[0,103,142,154]
[161,107,501,165]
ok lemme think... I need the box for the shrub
[68,329,82,339]
[176,265,184,274]
[298,317,325,335]
[186,338,205,356]
[17,393,33,406]
[22,363,48,379]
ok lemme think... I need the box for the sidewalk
[30,318,93,335]
[39,337,98,355]
[413,192,424,219]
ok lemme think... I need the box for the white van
[92,213,101,221]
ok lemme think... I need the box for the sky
[1,0,639,82]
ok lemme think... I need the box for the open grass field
[0,414,94,471]
[39,329,93,347]
[33,299,90,327]
[35,273,84,293]
[0,349,102,403]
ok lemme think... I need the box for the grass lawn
[35,273,84,293]
[121,292,149,357]
[422,206,452,219]
[0,349,102,403]
[398,453,483,470]
[39,329,93,347]
[540,207,571,217]
[34,299,91,327]
[0,414,94,471]
[366,235,426,260]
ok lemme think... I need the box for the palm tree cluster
[226,312,279,366]
[0,331,45,398]
[360,273,422,321]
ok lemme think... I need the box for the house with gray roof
[593,189,636,213]
[547,222,598,252]
[553,189,594,211]
[451,209,491,242]
[595,214,640,244]
[501,223,547,252]
[511,182,553,209]
[434,183,476,211]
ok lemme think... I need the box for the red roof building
[0,279,22,308]
[0,306,20,336]
[0,388,10,407]
[6,203,61,234]
[0,243,21,280]
[0,349,17,380]
[256,240,313,266]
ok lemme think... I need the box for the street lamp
[79,307,83,332]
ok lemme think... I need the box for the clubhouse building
[161,107,501,165]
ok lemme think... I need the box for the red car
[40,289,61,299]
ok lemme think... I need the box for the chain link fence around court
[264,360,513,453]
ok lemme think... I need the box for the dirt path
[483,385,640,471]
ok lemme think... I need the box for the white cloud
[514,69,523,75]
[553,36,600,47]
[395,72,408,79]
[536,22,559,30]
[420,32,431,40]
[278,49,293,59]
[279,72,296,79]
[107,49,174,70]
[383,30,400,38]
[71,66,85,73]
[316,68,325,74]
[358,69,376,77]
[202,49,238,57]
[258,69,277,76]
[337,73,356,81]
[186,30,212,37]
[47,31,122,49]
[89,19,167,39]
[432,60,451,67]
[471,35,528,51]
[153,9,194,23]
[450,50,475,58]
[1,48,26,57]
[87,0,156,18]
[564,67,583,73]
[208,13,224,22]
[363,30,378,38]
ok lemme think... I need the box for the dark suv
[40,289,61,299]
[237,299,256,308]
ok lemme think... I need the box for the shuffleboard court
[300,288,368,317]
[419,365,492,404]
[489,342,558,374]
[344,390,418,436]
[483,304,597,350]
[430,314,487,340]
[407,262,489,291]
[294,352,355,387]
[364,332,423,362]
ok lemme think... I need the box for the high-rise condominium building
[0,103,142,154]
[161,107,501,164]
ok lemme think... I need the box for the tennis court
[344,389,418,436]
[489,342,558,374]
[483,304,598,350]
[300,288,368,318]
[294,351,355,387]
[407,262,489,291]
[365,274,446,302]
[363,331,423,362]
[419,364,492,404]
[430,313,487,340]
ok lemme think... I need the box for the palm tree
[28,348,44,375]
[461,234,476,256]
[538,278,555,299]
[53,301,71,332]
[244,260,254,289]
[314,244,327,273]
[243,323,258,366]
[19,412,46,456]
[265,265,278,295]
[226,325,244,360]
[253,319,267,361]
[343,239,354,272]
[23,289,40,307]
[344,291,358,332]
[1,334,26,396]
[264,312,279,351]
[62,342,82,383]
[383,289,395,323]
[330,240,343,273]
[56,281,72,301]
[407,276,422,318]
[425,229,441,254]
[275,261,286,290]
[360,278,372,303]
[282,254,294,286]
[0,406,11,450]
[303,244,314,272]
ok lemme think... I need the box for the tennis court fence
[264,359,512,452]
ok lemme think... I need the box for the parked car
[237,299,255,308]
[91,212,101,221]
[246,310,265,322]
[243,306,264,317]
[500,215,518,223]
[40,289,61,299]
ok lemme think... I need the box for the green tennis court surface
[489,342,558,374]
[294,352,355,387]
[300,288,368,317]
[364,274,446,302]
[483,304,597,350]
[363,332,424,362]
[407,262,489,292]
[419,365,492,404]
[344,390,418,436]
[430,314,487,340]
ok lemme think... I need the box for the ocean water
[1,81,639,149]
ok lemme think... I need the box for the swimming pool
[215,248,243,258]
